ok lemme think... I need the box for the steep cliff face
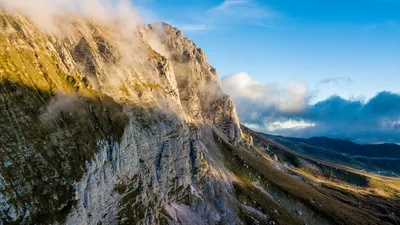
[0,9,242,225]
[1,8,399,225]
[143,23,242,142]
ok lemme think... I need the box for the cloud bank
[222,73,308,116]
[222,73,400,143]
[0,0,142,33]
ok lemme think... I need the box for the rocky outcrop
[2,9,399,225]
[143,23,242,142]
[0,9,242,224]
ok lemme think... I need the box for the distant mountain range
[289,136,400,158]
[259,133,400,177]
[2,8,399,225]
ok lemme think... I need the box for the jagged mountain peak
[0,9,243,224]
[1,7,399,225]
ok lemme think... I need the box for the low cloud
[222,72,308,117]
[245,119,315,132]
[41,92,83,124]
[177,24,211,32]
[0,0,176,95]
[222,73,400,143]
[0,0,142,34]
[147,23,173,58]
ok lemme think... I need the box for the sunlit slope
[262,133,400,177]
[214,126,400,225]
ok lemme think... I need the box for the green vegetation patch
[213,130,388,225]
[0,80,128,224]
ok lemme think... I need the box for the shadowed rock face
[1,9,399,225]
[0,9,242,225]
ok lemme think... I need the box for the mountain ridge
[289,136,400,158]
[0,9,243,224]
[0,8,399,225]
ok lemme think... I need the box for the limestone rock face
[0,9,242,224]
[4,7,398,225]
[144,23,242,142]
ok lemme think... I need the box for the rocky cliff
[1,7,399,225]
[0,9,242,225]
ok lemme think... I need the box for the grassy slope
[265,134,400,176]
[214,127,400,225]
[0,15,130,223]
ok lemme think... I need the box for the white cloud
[222,72,308,114]
[177,24,211,32]
[279,80,308,113]
[155,0,280,33]
[266,120,316,131]
[380,119,400,129]
[244,120,316,132]
[209,0,279,20]
[0,0,142,33]
[226,73,400,143]
[213,0,250,11]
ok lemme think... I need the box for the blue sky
[134,0,400,142]
[136,0,400,101]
